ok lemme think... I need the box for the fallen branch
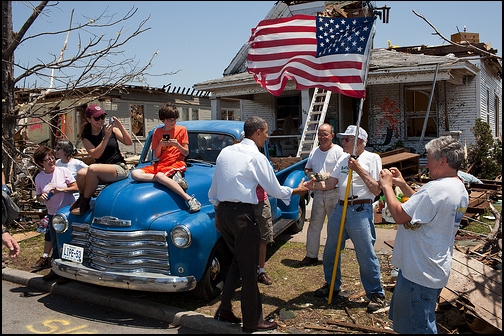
[487,203,501,242]
[304,324,355,333]
[327,319,398,334]
[344,306,357,324]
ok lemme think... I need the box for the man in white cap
[304,125,387,313]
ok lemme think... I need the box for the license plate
[61,243,84,263]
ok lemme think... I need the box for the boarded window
[130,104,144,137]
[405,87,437,138]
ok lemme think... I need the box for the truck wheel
[289,197,307,233]
[193,240,231,300]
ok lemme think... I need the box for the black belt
[339,199,372,205]
[220,201,251,206]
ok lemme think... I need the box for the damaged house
[193,1,502,157]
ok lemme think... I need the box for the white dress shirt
[208,138,293,206]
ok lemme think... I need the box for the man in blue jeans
[304,125,386,313]
[380,136,468,333]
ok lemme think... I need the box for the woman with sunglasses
[70,104,132,215]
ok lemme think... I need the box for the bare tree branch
[2,1,50,60]
[2,2,174,191]
[412,9,502,61]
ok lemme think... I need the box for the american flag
[246,15,376,98]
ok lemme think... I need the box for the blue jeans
[389,270,441,334]
[322,203,384,299]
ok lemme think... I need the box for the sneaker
[367,293,386,313]
[258,272,272,285]
[173,171,188,191]
[315,283,339,298]
[187,195,201,213]
[31,256,51,271]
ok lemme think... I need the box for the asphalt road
[2,279,205,334]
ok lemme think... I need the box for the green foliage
[467,118,502,180]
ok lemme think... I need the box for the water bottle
[47,191,54,200]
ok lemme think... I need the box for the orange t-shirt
[141,125,189,176]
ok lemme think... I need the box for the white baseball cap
[337,125,368,143]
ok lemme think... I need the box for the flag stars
[316,16,374,56]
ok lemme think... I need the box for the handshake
[306,172,330,182]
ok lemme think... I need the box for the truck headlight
[170,225,192,248]
[52,214,69,233]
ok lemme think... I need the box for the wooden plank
[444,250,502,331]
[380,152,420,166]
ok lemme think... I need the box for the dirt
[3,231,479,334]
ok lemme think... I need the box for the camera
[163,134,170,140]
[109,117,114,125]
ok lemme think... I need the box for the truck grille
[69,223,171,275]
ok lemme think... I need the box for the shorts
[255,198,274,244]
[140,161,186,177]
[114,163,130,181]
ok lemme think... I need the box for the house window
[276,95,301,134]
[130,104,144,137]
[495,93,500,137]
[221,109,235,120]
[180,107,189,121]
[405,87,437,138]
[486,89,491,124]
[191,108,199,120]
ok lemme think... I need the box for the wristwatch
[2,227,9,234]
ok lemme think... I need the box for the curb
[2,267,252,334]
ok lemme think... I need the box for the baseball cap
[337,125,368,143]
[85,104,105,118]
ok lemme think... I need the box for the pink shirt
[35,166,76,215]
[256,185,268,202]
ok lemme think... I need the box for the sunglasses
[342,136,354,142]
[93,115,106,121]
[42,156,55,162]
[54,147,62,151]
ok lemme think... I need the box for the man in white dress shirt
[208,116,309,332]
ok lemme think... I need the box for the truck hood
[90,162,215,230]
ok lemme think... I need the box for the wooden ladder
[296,88,332,158]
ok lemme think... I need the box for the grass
[464,204,501,234]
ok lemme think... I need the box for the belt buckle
[348,195,357,205]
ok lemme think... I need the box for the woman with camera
[70,104,133,215]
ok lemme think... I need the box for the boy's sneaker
[367,293,387,313]
[187,195,201,213]
[173,171,188,191]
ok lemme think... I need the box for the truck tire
[193,240,232,300]
[288,196,307,233]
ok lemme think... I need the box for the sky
[12,1,502,91]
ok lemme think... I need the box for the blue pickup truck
[51,120,308,299]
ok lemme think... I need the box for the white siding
[240,94,276,133]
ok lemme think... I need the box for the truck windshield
[140,131,235,165]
